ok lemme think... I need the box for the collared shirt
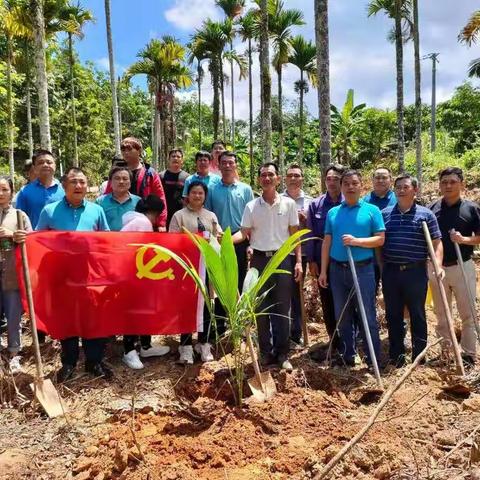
[182,172,221,197]
[36,198,110,232]
[306,192,344,263]
[241,193,299,251]
[282,189,313,256]
[96,193,141,231]
[325,200,385,262]
[429,197,480,265]
[169,206,222,236]
[382,203,441,264]
[205,180,254,233]
[15,178,65,229]
[363,190,397,211]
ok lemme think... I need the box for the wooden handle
[17,211,44,380]
[245,326,265,392]
[299,281,309,347]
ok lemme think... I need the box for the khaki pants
[428,259,477,357]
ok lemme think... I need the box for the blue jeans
[329,260,380,364]
[0,289,23,353]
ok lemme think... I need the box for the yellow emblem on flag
[135,245,175,280]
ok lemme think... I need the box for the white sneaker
[140,345,170,357]
[122,350,144,370]
[178,345,194,365]
[194,343,214,362]
[9,356,23,374]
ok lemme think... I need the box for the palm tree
[216,0,245,147]
[289,35,317,164]
[104,0,121,156]
[61,2,94,166]
[259,0,272,163]
[412,0,422,191]
[459,10,480,78]
[269,0,304,175]
[314,0,331,185]
[368,0,412,173]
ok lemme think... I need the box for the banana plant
[140,227,310,406]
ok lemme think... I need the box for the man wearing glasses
[105,137,168,230]
[429,167,480,366]
[282,164,312,347]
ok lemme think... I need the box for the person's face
[188,185,206,207]
[212,143,225,161]
[168,151,184,171]
[325,170,342,196]
[258,165,280,191]
[372,168,392,195]
[220,155,237,176]
[64,172,88,204]
[0,179,12,207]
[440,173,463,200]
[196,156,210,175]
[34,154,56,178]
[394,178,417,204]
[27,165,37,182]
[341,174,362,201]
[285,168,303,190]
[111,170,131,195]
[120,142,141,166]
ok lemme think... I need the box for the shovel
[299,281,309,347]
[17,211,65,417]
[246,326,276,402]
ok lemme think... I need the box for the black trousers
[123,335,152,353]
[60,337,106,367]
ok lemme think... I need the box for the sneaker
[290,338,303,351]
[56,364,75,383]
[178,345,194,365]
[260,352,277,367]
[277,356,293,372]
[9,356,22,374]
[194,343,214,362]
[462,353,476,368]
[123,350,144,369]
[140,345,170,358]
[85,362,114,380]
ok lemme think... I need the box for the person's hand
[298,209,307,225]
[308,262,319,278]
[0,227,13,238]
[436,267,445,281]
[158,226,167,233]
[318,272,328,288]
[247,246,253,261]
[216,231,223,243]
[294,261,303,282]
[342,234,357,247]
[449,229,464,244]
[13,229,28,244]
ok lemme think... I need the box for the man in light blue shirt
[36,167,111,383]
[16,149,65,228]
[96,166,141,231]
[363,167,397,211]
[319,170,385,368]
[182,151,221,197]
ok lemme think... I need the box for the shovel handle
[245,327,263,382]
[17,211,44,381]
[299,281,309,347]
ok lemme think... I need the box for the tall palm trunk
[315,0,331,188]
[230,40,235,147]
[259,0,272,163]
[248,37,254,186]
[68,33,79,166]
[104,0,121,156]
[25,57,34,159]
[6,34,14,178]
[277,67,284,175]
[220,63,227,142]
[413,0,422,191]
[211,56,221,139]
[298,70,304,164]
[394,0,405,173]
[197,61,202,148]
[117,76,123,135]
[32,0,51,150]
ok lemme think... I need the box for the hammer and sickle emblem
[135,245,175,281]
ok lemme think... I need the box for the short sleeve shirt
[241,194,299,251]
[169,207,222,236]
[325,200,385,262]
[182,173,221,197]
[362,190,397,211]
[96,193,141,231]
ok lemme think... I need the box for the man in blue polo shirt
[96,166,141,231]
[319,170,385,367]
[36,167,111,383]
[16,149,65,228]
[380,174,442,367]
[182,151,221,198]
[205,151,253,290]
[363,167,397,211]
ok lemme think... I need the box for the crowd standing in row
[0,135,478,381]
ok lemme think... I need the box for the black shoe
[56,364,75,383]
[333,356,356,367]
[260,353,277,367]
[462,354,476,368]
[85,362,113,380]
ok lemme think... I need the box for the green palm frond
[459,10,480,46]
[468,57,480,77]
[216,0,246,18]
[289,35,317,87]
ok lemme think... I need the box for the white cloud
[94,57,125,75]
[164,0,220,31]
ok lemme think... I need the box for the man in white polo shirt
[233,162,302,371]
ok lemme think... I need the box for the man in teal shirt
[96,166,141,231]
[182,151,221,197]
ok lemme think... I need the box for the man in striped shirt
[380,174,443,367]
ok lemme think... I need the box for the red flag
[16,232,204,340]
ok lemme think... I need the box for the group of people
[0,134,478,383]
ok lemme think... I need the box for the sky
[74,0,479,120]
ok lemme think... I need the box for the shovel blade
[248,372,277,402]
[30,379,66,418]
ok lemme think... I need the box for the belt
[386,261,426,271]
[331,258,372,268]
[443,257,472,267]
[252,249,277,258]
